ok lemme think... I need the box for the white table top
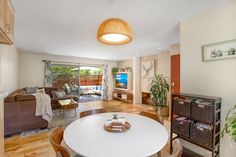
[64,112,168,157]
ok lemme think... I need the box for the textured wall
[180,1,236,156]
[0,44,19,93]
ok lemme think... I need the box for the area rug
[20,128,50,137]
[21,101,102,137]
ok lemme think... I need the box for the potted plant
[221,104,236,142]
[112,67,119,75]
[150,74,170,116]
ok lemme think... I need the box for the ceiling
[12,0,226,60]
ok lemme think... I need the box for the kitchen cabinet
[0,0,14,45]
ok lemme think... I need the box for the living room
[0,0,236,157]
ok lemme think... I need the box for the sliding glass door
[79,66,103,102]
[50,64,105,102]
[51,64,80,95]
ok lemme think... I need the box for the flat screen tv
[115,73,128,90]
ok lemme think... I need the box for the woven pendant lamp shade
[97,18,133,45]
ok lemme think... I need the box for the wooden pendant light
[97,18,133,45]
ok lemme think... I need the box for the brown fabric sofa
[4,89,48,136]
[44,87,79,109]
[4,87,79,136]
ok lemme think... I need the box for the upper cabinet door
[0,0,14,45]
[5,0,14,44]
[0,0,5,31]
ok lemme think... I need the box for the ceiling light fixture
[97,18,133,45]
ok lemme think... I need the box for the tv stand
[112,91,133,103]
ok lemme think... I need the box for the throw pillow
[36,88,45,94]
[55,91,66,98]
[51,91,58,98]
[64,84,71,93]
[25,87,38,94]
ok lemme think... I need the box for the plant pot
[157,106,169,117]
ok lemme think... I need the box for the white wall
[180,1,236,156]
[133,57,141,104]
[19,52,117,100]
[0,44,19,93]
[157,52,170,78]
[140,54,158,93]
[157,52,171,107]
[140,52,170,93]
[117,59,133,69]
[117,53,171,104]
[169,43,180,56]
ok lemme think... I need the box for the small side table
[58,99,78,118]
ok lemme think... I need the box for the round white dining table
[64,112,168,157]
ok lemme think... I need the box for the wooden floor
[4,100,170,157]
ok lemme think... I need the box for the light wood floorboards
[4,100,170,157]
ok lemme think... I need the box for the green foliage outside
[112,67,119,75]
[51,65,103,80]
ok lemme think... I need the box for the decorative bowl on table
[104,114,131,133]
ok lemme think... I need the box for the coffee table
[58,99,78,118]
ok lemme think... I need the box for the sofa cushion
[36,88,45,94]
[25,87,38,94]
[44,87,59,97]
[64,84,71,94]
[51,91,58,98]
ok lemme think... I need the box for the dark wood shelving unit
[170,93,221,157]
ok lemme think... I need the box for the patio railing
[52,75,103,89]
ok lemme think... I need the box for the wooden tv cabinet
[112,91,133,103]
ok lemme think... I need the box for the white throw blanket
[32,93,53,123]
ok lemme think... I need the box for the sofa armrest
[4,96,16,102]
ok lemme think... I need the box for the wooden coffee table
[58,99,78,118]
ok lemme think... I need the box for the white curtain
[43,60,52,87]
[102,65,108,100]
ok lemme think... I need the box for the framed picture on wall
[141,60,155,77]
[202,39,236,62]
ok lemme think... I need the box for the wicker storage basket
[172,117,191,138]
[173,97,192,117]
[191,99,216,123]
[190,122,213,148]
